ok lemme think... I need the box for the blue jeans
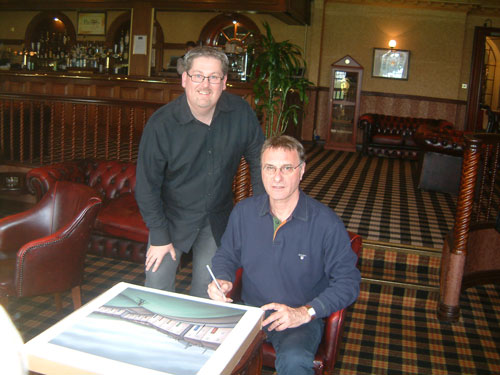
[265,316,324,375]
[145,219,217,298]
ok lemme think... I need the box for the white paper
[133,35,147,55]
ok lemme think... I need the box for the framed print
[78,12,106,36]
[372,48,410,80]
[24,282,263,375]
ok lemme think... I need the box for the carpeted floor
[2,146,500,374]
[6,251,499,375]
[302,144,457,249]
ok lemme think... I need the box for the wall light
[388,40,397,49]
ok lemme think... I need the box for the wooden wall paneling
[168,88,184,102]
[315,88,330,141]
[143,87,165,102]
[119,86,140,100]
[52,82,69,96]
[73,84,92,97]
[95,84,116,98]
[28,81,47,95]
[301,88,316,141]
[7,81,26,93]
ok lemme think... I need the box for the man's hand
[261,303,311,331]
[145,243,176,272]
[207,280,233,303]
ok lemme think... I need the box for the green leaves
[248,22,312,138]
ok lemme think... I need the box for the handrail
[0,92,165,108]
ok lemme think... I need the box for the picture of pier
[48,285,250,375]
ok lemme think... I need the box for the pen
[206,264,226,297]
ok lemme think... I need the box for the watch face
[308,307,316,318]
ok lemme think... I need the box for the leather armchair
[0,181,102,310]
[228,231,362,375]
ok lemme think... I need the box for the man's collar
[176,92,232,125]
[258,190,308,221]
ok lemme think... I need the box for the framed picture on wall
[372,48,410,80]
[78,12,106,35]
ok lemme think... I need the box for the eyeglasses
[186,72,224,84]
[262,162,303,176]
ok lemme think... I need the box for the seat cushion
[94,193,148,243]
[372,134,403,145]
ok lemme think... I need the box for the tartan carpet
[3,146,499,374]
[336,282,500,375]
[302,145,456,249]
[6,253,500,375]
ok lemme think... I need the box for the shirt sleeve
[135,113,171,246]
[308,220,361,318]
[211,204,243,282]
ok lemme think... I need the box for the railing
[0,91,253,203]
[0,93,163,165]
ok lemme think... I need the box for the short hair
[261,135,306,164]
[180,46,229,76]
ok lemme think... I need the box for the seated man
[208,135,360,375]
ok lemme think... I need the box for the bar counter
[0,70,255,104]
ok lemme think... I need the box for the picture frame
[77,12,106,36]
[24,282,263,375]
[372,48,410,80]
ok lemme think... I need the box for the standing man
[208,135,360,375]
[136,46,264,298]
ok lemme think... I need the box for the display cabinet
[325,55,363,151]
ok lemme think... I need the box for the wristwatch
[305,305,316,320]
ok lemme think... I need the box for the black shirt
[135,91,265,252]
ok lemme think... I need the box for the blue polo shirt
[212,190,361,319]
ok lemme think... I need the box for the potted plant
[247,22,312,138]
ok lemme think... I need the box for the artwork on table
[372,48,410,80]
[24,282,263,375]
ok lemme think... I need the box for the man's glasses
[186,72,224,84]
[262,162,303,176]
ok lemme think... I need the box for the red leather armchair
[228,231,362,375]
[0,181,102,310]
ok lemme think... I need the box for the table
[25,282,264,375]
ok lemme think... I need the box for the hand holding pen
[206,264,233,302]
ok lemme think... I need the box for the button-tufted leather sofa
[413,122,470,157]
[26,158,252,265]
[358,113,455,160]
[26,160,148,264]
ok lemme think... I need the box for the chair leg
[71,286,82,310]
[54,293,62,312]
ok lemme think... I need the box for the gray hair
[261,135,306,164]
[179,46,229,76]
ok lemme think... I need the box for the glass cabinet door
[325,56,363,152]
[330,70,358,146]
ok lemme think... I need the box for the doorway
[466,27,500,132]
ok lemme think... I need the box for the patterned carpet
[302,144,456,249]
[6,253,499,375]
[2,146,500,374]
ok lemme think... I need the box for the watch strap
[305,304,316,320]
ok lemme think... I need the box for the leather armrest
[0,206,52,257]
[15,198,101,297]
[227,267,243,302]
[27,161,86,201]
